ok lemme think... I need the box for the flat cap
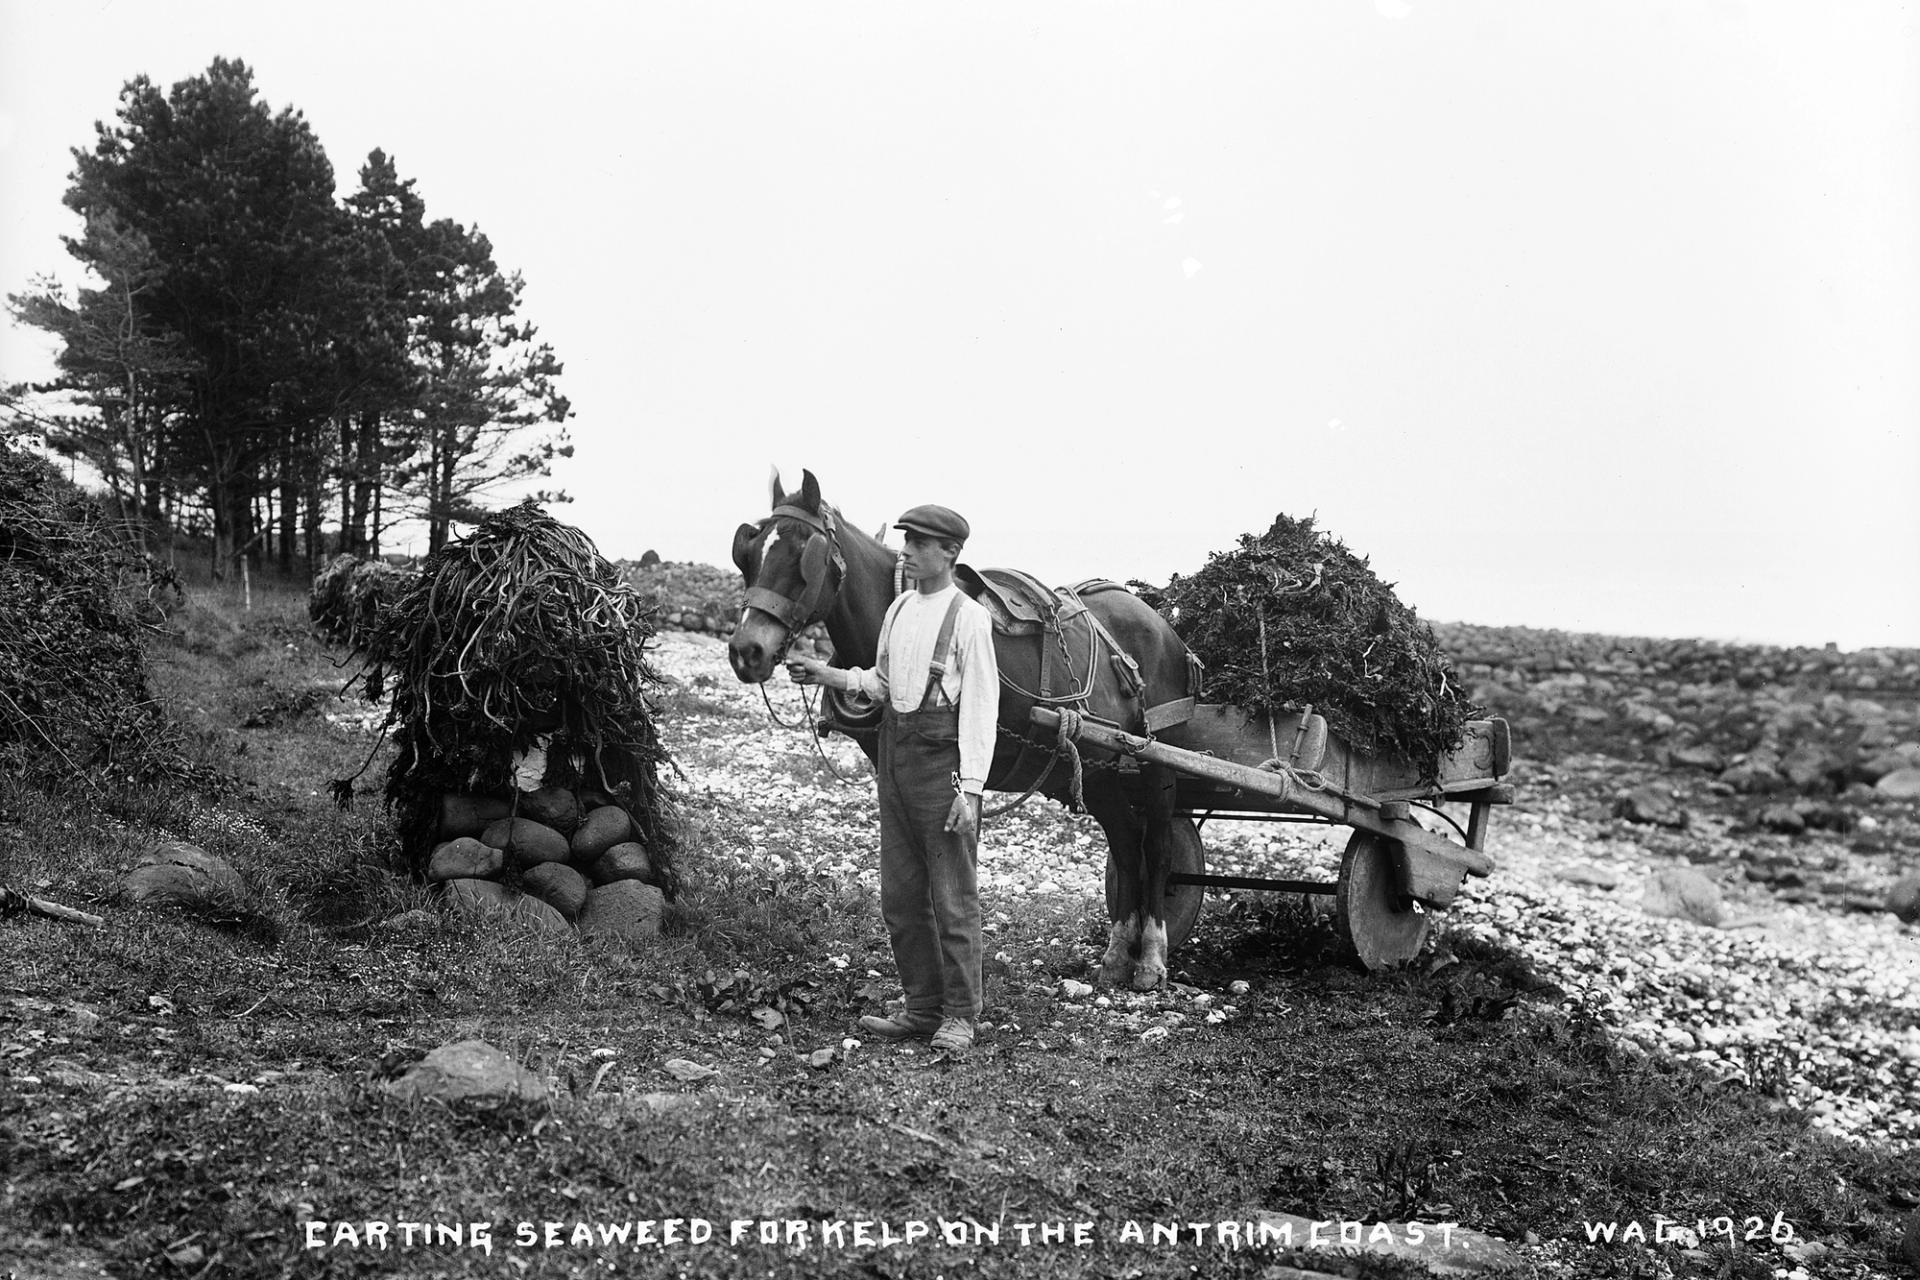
[894,504,970,544]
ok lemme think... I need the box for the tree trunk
[209,479,232,582]
[278,473,297,576]
[370,468,383,558]
[125,416,150,555]
[337,415,354,556]
[429,428,452,554]
[303,435,324,575]
[352,411,379,556]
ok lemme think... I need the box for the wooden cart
[1031,704,1515,969]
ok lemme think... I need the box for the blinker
[800,532,829,587]
[736,506,846,633]
[731,522,758,575]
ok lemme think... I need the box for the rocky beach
[644,615,1920,1157]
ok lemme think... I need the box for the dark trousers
[876,704,982,1020]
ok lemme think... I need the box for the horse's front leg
[1129,763,1178,991]
[1101,905,1139,988]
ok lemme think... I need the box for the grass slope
[0,575,1911,1280]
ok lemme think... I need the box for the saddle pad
[954,565,1086,636]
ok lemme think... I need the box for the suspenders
[919,593,967,710]
[880,591,968,711]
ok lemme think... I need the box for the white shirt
[846,585,999,793]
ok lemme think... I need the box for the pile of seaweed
[1137,513,1482,772]
[0,431,191,787]
[338,502,678,890]
[308,553,418,654]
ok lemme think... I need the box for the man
[787,504,998,1053]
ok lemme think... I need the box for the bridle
[732,503,847,648]
[732,502,872,782]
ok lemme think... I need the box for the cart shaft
[1030,706,1497,898]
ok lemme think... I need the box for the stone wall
[1434,622,1920,824]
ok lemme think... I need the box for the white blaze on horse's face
[737,523,785,629]
[728,520,805,684]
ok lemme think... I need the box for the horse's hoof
[1099,957,1133,988]
[1131,965,1167,992]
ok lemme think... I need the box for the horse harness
[958,566,1201,812]
[732,503,846,640]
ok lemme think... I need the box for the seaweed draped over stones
[341,501,677,891]
[1138,512,1482,774]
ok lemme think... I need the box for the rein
[757,677,871,787]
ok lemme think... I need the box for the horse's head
[727,469,847,683]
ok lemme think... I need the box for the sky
[2,1,1916,651]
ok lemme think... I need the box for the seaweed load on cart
[1136,512,1482,775]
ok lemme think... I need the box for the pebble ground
[651,630,1920,1157]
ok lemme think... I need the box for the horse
[726,469,1203,990]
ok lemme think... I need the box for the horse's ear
[770,467,786,508]
[799,469,821,513]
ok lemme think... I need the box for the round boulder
[1889,875,1920,925]
[480,817,571,868]
[426,837,505,884]
[570,805,637,861]
[125,841,246,907]
[1756,804,1806,836]
[442,878,571,936]
[385,1039,548,1106]
[1874,767,1920,800]
[1613,786,1690,830]
[591,841,653,886]
[578,880,665,941]
[516,787,582,836]
[1641,866,1727,928]
[1779,742,1844,793]
[521,862,590,922]
[1667,744,1727,773]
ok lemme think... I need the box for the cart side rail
[1161,704,1510,801]
[1032,707,1506,907]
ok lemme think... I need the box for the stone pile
[619,558,744,636]
[1436,622,1920,819]
[618,557,838,659]
[1435,623,1920,695]
[425,781,667,942]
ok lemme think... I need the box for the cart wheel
[1105,816,1206,955]
[1336,831,1430,970]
